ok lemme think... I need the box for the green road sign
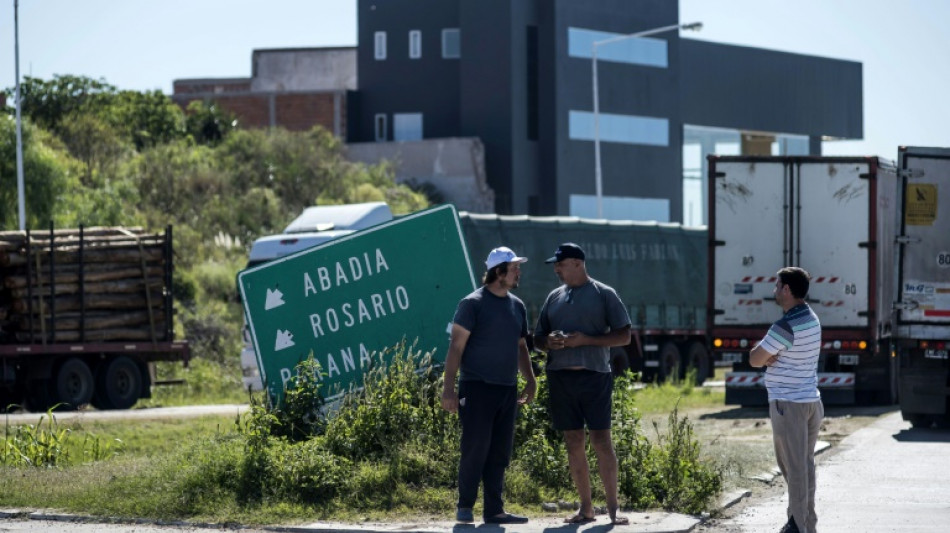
[238,205,476,405]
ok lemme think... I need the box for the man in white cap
[442,246,537,525]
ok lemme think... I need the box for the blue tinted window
[569,110,668,147]
[568,27,668,68]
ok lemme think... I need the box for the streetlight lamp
[592,21,702,219]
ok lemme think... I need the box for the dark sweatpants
[457,380,517,518]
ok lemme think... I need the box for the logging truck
[0,226,189,412]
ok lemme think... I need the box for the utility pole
[15,0,27,230]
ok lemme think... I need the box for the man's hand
[441,388,459,414]
[519,380,537,405]
[765,354,778,366]
[547,330,570,350]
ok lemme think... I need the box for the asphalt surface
[698,411,950,532]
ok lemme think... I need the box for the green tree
[185,100,237,146]
[108,90,186,150]
[58,112,130,186]
[10,74,116,133]
[0,116,76,230]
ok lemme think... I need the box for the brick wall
[171,91,345,136]
[173,79,252,95]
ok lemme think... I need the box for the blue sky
[1,0,947,159]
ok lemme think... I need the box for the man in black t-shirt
[441,246,537,525]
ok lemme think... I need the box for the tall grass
[1,407,121,467]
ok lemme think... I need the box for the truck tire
[52,357,94,410]
[685,341,710,386]
[659,342,681,383]
[24,379,54,413]
[93,356,143,410]
[0,385,22,413]
[907,414,933,429]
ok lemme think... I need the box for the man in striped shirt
[750,267,824,533]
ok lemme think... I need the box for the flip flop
[610,515,630,525]
[564,513,596,524]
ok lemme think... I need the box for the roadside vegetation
[1,347,724,524]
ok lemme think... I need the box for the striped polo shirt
[758,303,821,403]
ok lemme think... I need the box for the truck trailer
[0,226,189,411]
[708,156,901,406]
[459,213,712,384]
[895,147,950,427]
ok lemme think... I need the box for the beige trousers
[770,399,824,533]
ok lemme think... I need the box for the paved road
[699,411,950,532]
[0,404,248,424]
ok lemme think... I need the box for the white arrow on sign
[265,288,285,310]
[274,329,295,351]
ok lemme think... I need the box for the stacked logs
[0,227,171,344]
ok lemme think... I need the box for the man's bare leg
[590,429,628,525]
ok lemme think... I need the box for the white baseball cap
[485,246,528,270]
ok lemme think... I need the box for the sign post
[238,205,476,405]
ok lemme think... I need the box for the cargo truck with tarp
[458,213,711,384]
[0,226,189,411]
[895,146,950,428]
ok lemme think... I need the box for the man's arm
[749,343,777,368]
[441,323,471,413]
[516,337,536,404]
[563,325,631,349]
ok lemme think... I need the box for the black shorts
[546,369,613,431]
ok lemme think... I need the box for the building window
[409,30,422,59]
[374,31,387,60]
[568,110,669,147]
[568,27,668,68]
[393,113,423,141]
[442,28,460,59]
[374,113,388,141]
[569,195,670,222]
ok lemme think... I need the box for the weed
[1,407,122,467]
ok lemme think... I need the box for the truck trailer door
[897,148,950,329]
[796,160,871,328]
[711,160,788,327]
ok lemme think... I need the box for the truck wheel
[659,342,681,383]
[907,414,933,429]
[93,356,143,410]
[52,358,94,410]
[24,379,54,413]
[685,341,710,386]
[0,386,22,413]
[610,346,631,376]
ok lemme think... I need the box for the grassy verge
[0,358,754,526]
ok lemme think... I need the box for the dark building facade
[351,0,863,222]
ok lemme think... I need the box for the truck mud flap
[899,370,950,416]
[725,387,768,407]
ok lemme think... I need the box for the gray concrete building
[349,0,862,223]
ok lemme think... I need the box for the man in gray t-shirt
[442,246,536,525]
[534,243,631,526]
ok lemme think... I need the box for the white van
[240,202,393,390]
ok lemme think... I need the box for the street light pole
[592,21,701,219]
[14,0,26,230]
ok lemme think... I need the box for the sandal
[564,513,596,524]
[609,514,630,525]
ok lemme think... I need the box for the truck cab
[239,202,393,390]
